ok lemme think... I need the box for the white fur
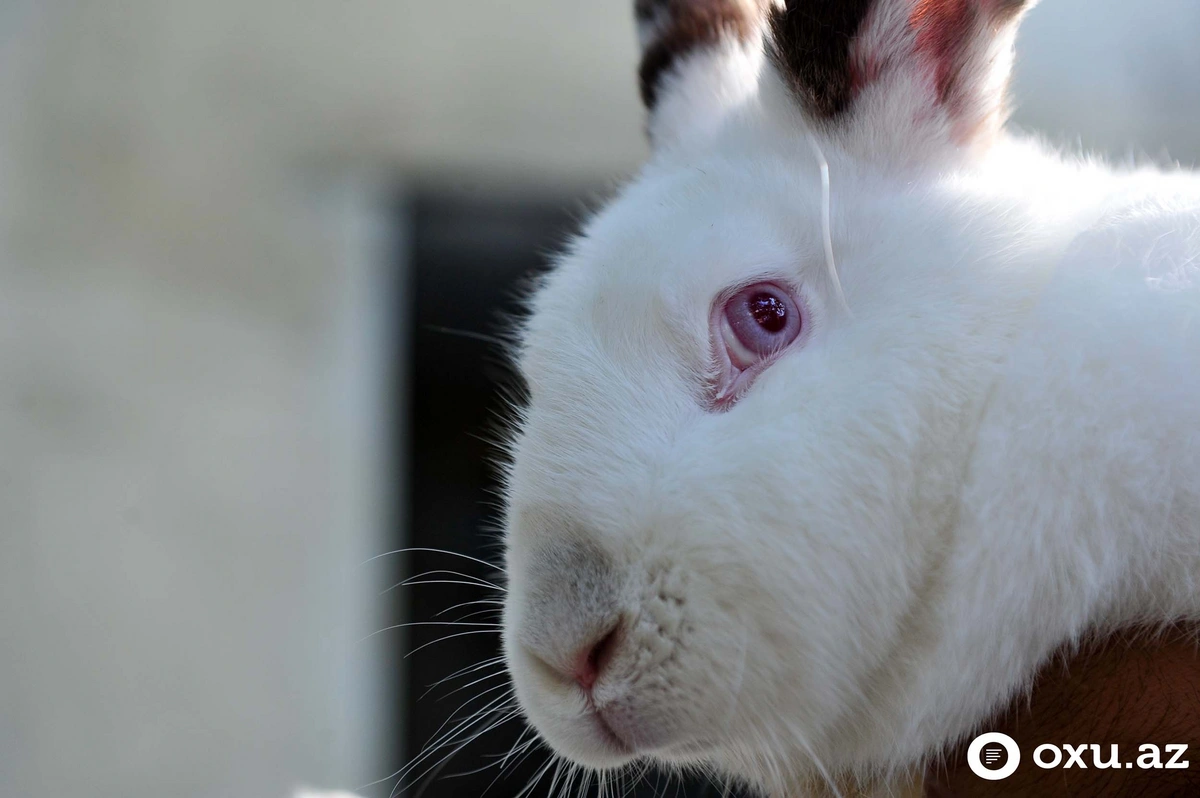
[650,38,768,151]
[501,2,1200,795]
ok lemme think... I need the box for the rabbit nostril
[572,622,622,693]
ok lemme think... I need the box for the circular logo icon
[967,732,1021,780]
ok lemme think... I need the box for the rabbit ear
[769,0,1035,158]
[636,0,782,149]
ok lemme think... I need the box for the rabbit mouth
[508,629,688,764]
[585,703,634,754]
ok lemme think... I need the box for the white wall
[1014,0,1200,162]
[1,2,1197,798]
[1,4,399,796]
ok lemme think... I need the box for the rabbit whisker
[362,546,503,572]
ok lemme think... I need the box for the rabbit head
[501,0,1044,790]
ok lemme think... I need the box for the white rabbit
[500,0,1200,795]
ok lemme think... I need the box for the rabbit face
[502,152,1021,776]
[501,0,1039,786]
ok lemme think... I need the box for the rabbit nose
[569,621,622,693]
[512,538,622,689]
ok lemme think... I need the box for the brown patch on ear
[909,0,1030,117]
[767,0,876,119]
[910,0,979,107]
[636,0,766,109]
[768,0,1030,126]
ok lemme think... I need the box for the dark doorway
[391,186,742,798]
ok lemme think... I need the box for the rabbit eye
[720,283,802,368]
[708,280,806,410]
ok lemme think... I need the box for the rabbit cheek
[588,567,696,751]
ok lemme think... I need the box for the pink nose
[570,623,622,693]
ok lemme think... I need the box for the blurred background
[1,1,1198,797]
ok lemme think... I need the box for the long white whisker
[358,621,499,644]
[387,578,504,592]
[792,724,843,798]
[550,758,574,798]
[398,708,521,798]
[404,628,503,657]
[474,726,543,796]
[387,569,503,592]
[443,607,504,623]
[388,693,517,791]
[420,655,506,698]
[514,754,559,798]
[359,689,512,791]
[549,759,571,798]
[421,684,515,752]
[577,767,594,798]
[437,757,510,780]
[496,725,537,773]
[435,668,511,703]
[408,709,522,798]
[411,570,502,590]
[405,687,515,771]
[628,760,653,796]
[434,597,506,618]
[363,546,504,572]
[423,323,510,347]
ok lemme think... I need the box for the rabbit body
[854,179,1200,771]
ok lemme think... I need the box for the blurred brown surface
[928,627,1200,797]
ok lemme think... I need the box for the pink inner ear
[850,0,1021,122]
[848,0,979,114]
[910,0,978,106]
[848,52,882,99]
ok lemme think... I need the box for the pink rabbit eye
[708,280,805,411]
[721,283,802,368]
